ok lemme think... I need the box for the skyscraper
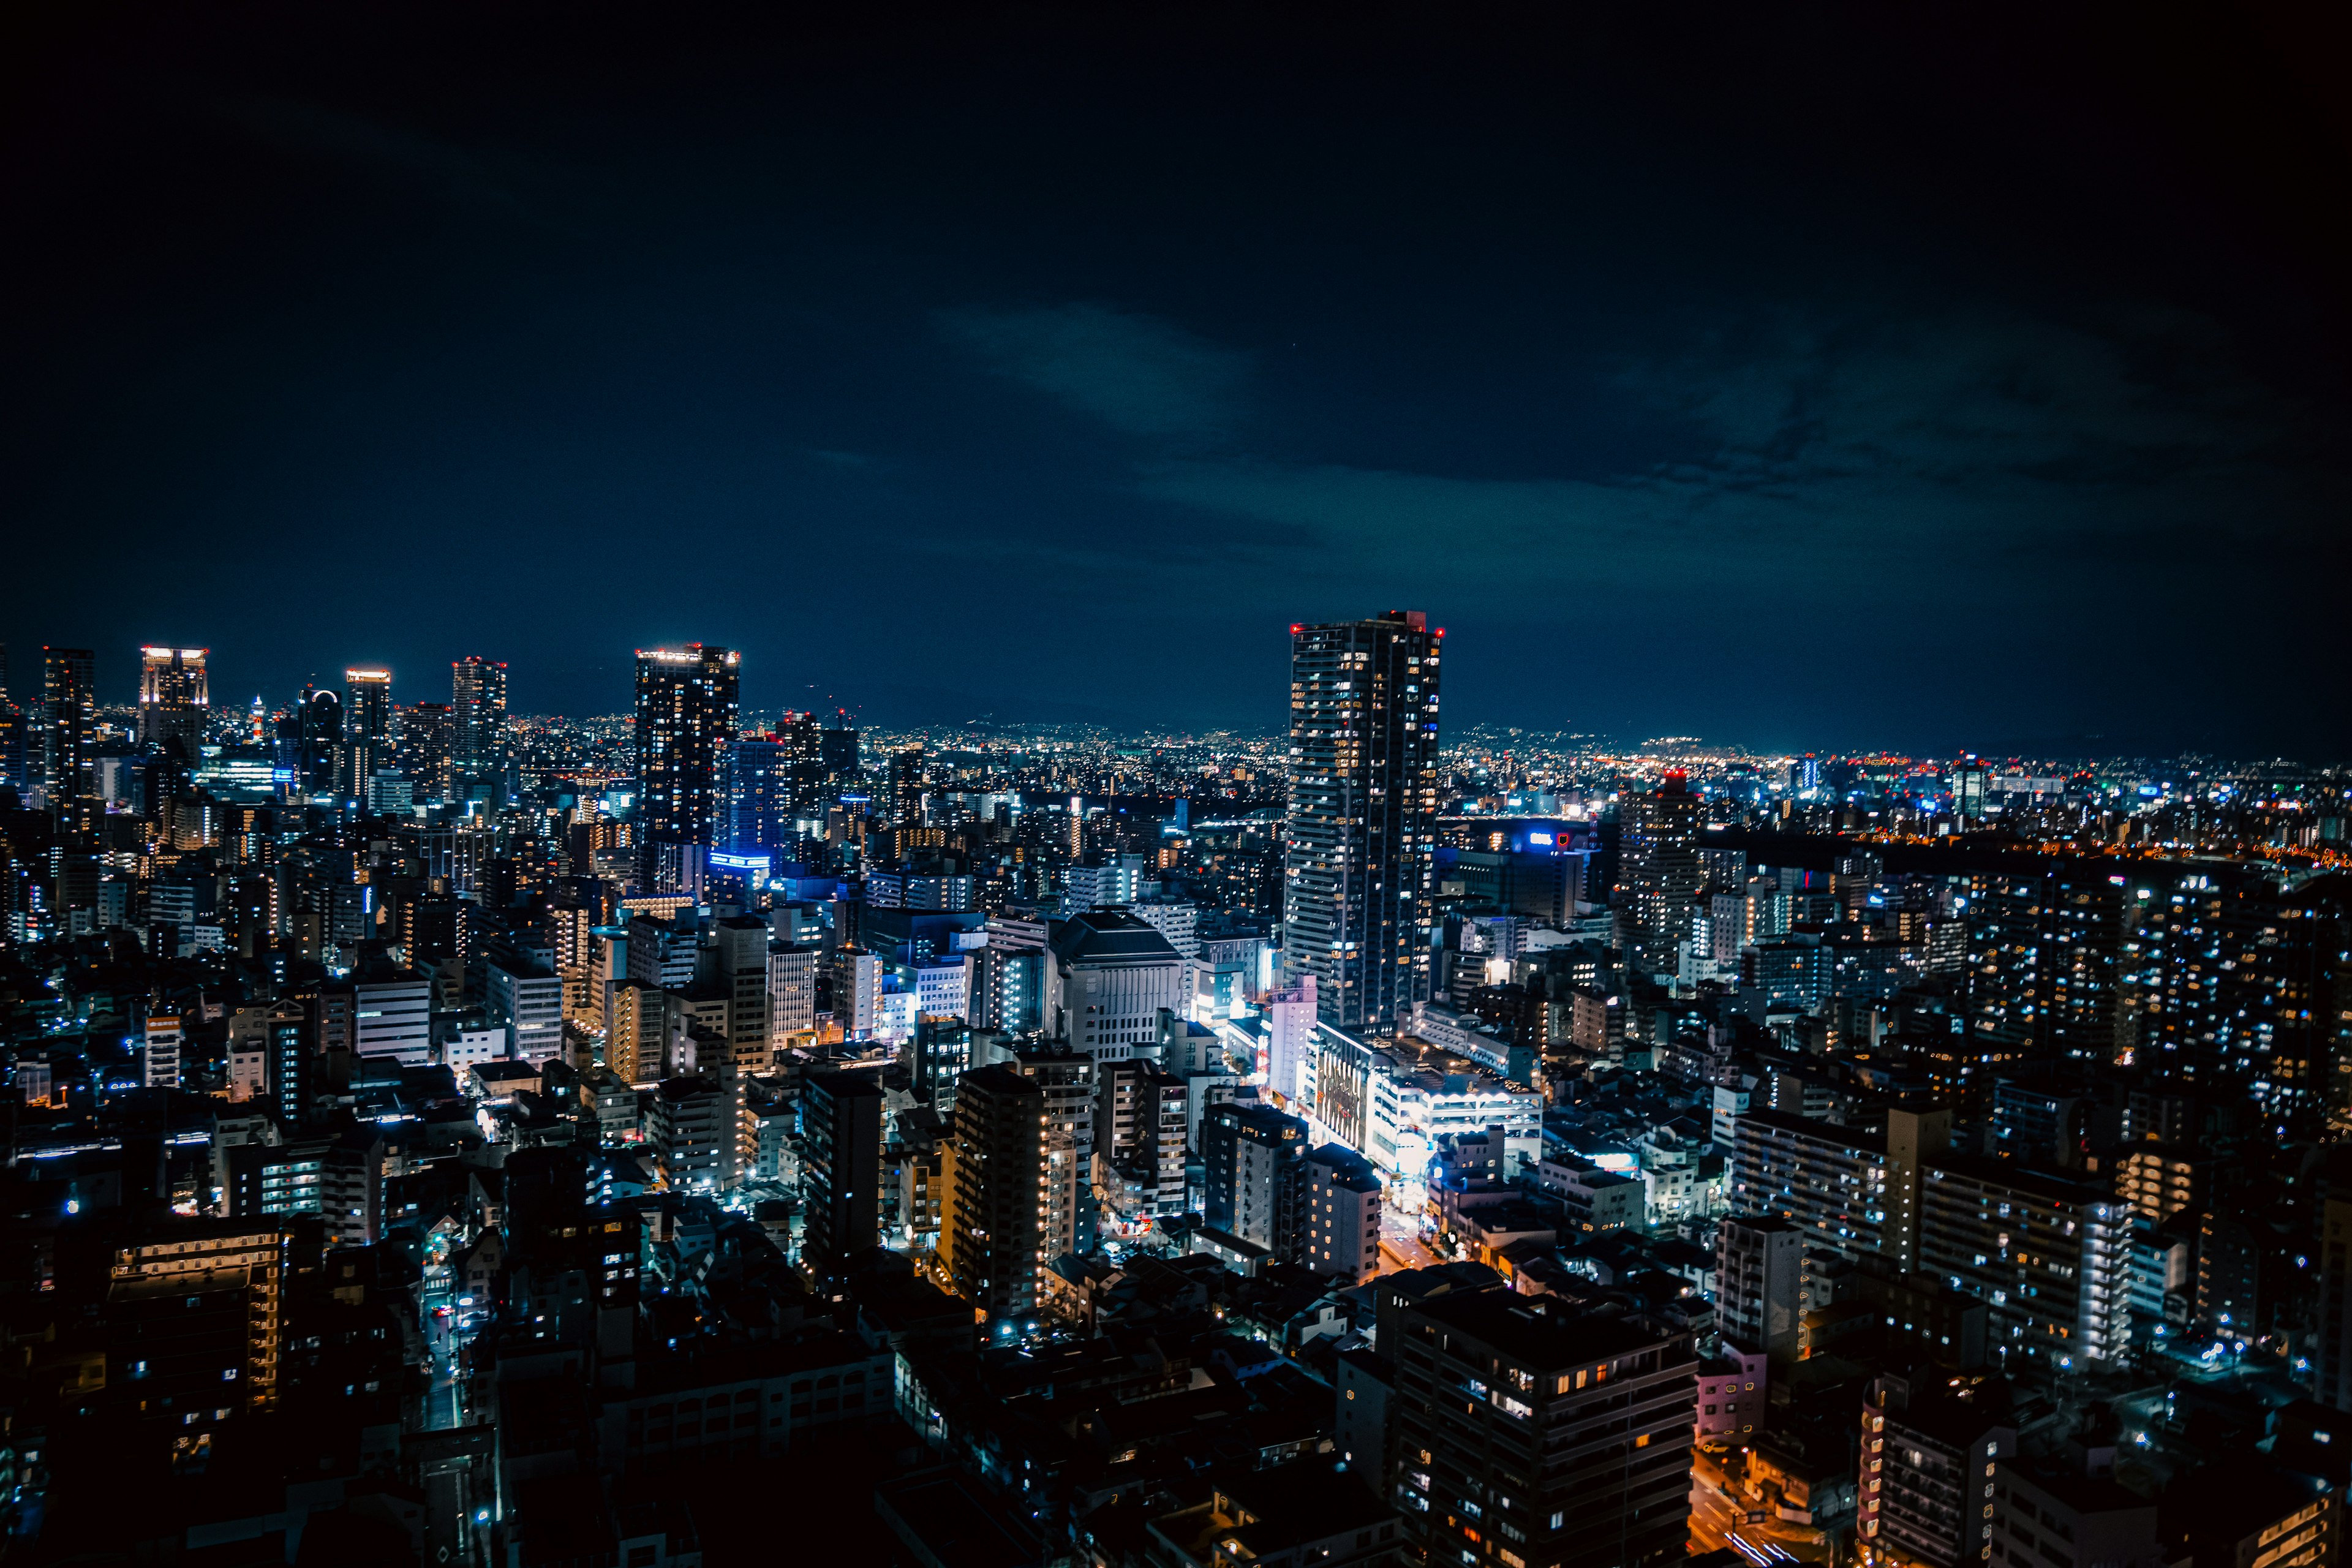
[0,643,23,794]
[137,646,208,757]
[723,714,818,852]
[1617,772,1702,976]
[634,644,740,892]
[402,700,453,802]
[1283,611,1441,1032]
[341,666,392,804]
[450,655,508,809]
[39,646,96,822]
[296,684,342,796]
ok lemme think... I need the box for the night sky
[2,3,2346,754]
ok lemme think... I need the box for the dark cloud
[0,2,2345,752]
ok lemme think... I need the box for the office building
[1046,907,1185,1059]
[948,1065,1051,1321]
[450,654,508,807]
[37,646,96,818]
[340,666,392,802]
[487,961,564,1063]
[802,1069,884,1273]
[1283,611,1441,1033]
[352,970,432,1066]
[1716,1214,1803,1361]
[1389,1292,1696,1568]
[635,644,741,891]
[295,684,342,796]
[137,646,208,756]
[767,942,820,1040]
[725,723,816,852]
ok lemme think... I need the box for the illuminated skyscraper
[402,700,453,802]
[725,712,820,852]
[1618,772,1702,976]
[635,644,740,892]
[38,646,96,823]
[450,655,509,809]
[137,646,209,757]
[0,644,21,794]
[341,667,392,804]
[296,684,342,796]
[1282,611,1441,1033]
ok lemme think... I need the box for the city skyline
[4,7,2350,1567]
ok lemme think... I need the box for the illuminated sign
[1526,831,1553,846]
[710,851,771,872]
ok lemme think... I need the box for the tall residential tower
[1283,611,1441,1033]
[450,655,509,809]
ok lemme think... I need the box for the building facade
[1283,611,1441,1034]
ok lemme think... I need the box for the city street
[1378,1189,1444,1274]
[421,1290,478,1431]
[1689,1448,1836,1566]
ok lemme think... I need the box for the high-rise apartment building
[725,727,810,852]
[1303,1142,1382,1283]
[450,655,508,809]
[1716,1213,1803,1361]
[948,1065,1051,1321]
[1858,1371,2016,1568]
[1917,1156,2131,1368]
[137,646,208,756]
[401,700,453,801]
[1618,773,1702,976]
[38,646,96,819]
[1283,611,1441,1033]
[635,644,741,892]
[1730,1107,1949,1271]
[1389,1292,1697,1568]
[105,1219,288,1440]
[604,976,668,1084]
[1200,1101,1309,1260]
[802,1068,884,1275]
